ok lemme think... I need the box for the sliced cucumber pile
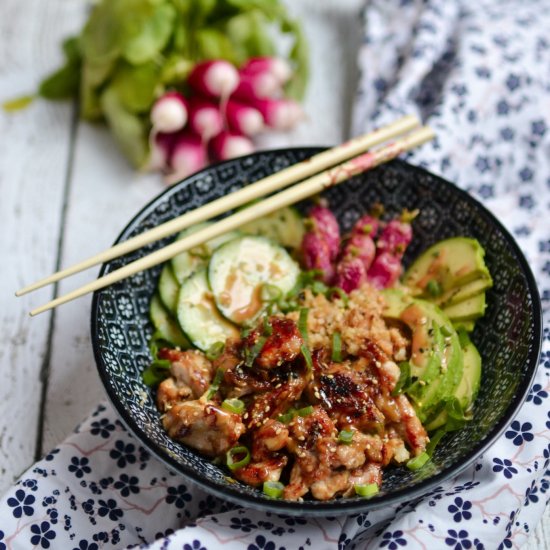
[209,236,300,325]
[149,209,302,352]
[177,268,240,351]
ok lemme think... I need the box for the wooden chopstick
[29,125,434,316]
[16,115,420,297]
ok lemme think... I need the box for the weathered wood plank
[0,0,81,493]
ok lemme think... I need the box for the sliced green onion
[300,344,313,371]
[311,280,329,295]
[328,287,349,307]
[332,332,342,362]
[206,341,225,361]
[221,398,245,415]
[440,323,454,337]
[338,429,354,444]
[426,279,442,297]
[354,483,379,498]
[245,336,267,367]
[406,451,430,471]
[261,284,282,302]
[277,409,297,424]
[226,446,251,471]
[298,308,309,342]
[263,481,284,498]
[263,316,273,336]
[297,405,314,417]
[206,368,224,399]
[391,361,411,396]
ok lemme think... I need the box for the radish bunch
[148,57,304,184]
[301,205,417,292]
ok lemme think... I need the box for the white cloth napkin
[2,0,549,548]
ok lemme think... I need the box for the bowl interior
[92,148,542,515]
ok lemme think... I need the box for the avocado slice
[424,330,482,431]
[443,293,486,322]
[453,320,476,332]
[435,277,492,308]
[403,237,492,297]
[381,291,464,419]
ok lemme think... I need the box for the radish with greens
[248,98,303,130]
[301,232,335,284]
[188,60,240,99]
[225,100,264,136]
[169,131,207,182]
[147,131,178,172]
[233,71,281,102]
[150,92,188,133]
[188,97,224,141]
[209,131,254,161]
[241,57,293,84]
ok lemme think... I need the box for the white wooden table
[1,1,547,547]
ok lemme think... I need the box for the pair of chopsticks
[18,115,434,316]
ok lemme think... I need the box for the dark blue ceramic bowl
[92,148,542,516]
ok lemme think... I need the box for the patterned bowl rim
[91,148,543,516]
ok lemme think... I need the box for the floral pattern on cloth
[2,0,550,548]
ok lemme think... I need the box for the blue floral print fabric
[2,0,550,548]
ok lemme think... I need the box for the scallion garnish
[332,332,342,362]
[226,446,251,471]
[354,483,379,498]
[221,398,245,415]
[206,368,224,399]
[261,283,282,302]
[206,341,225,361]
[426,279,442,297]
[244,336,267,368]
[277,409,297,424]
[406,451,430,471]
[338,429,354,444]
[300,344,313,371]
[263,481,285,498]
[328,287,349,307]
[298,308,309,342]
[391,361,411,396]
[297,405,314,417]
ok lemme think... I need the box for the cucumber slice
[158,264,180,314]
[176,268,239,351]
[403,237,492,296]
[171,222,240,284]
[208,235,300,326]
[150,294,190,349]
[240,206,305,250]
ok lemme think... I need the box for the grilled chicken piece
[394,394,429,455]
[241,316,303,370]
[246,368,308,429]
[251,419,290,460]
[162,400,245,456]
[233,456,288,487]
[158,348,214,398]
[157,377,193,412]
[283,407,338,501]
